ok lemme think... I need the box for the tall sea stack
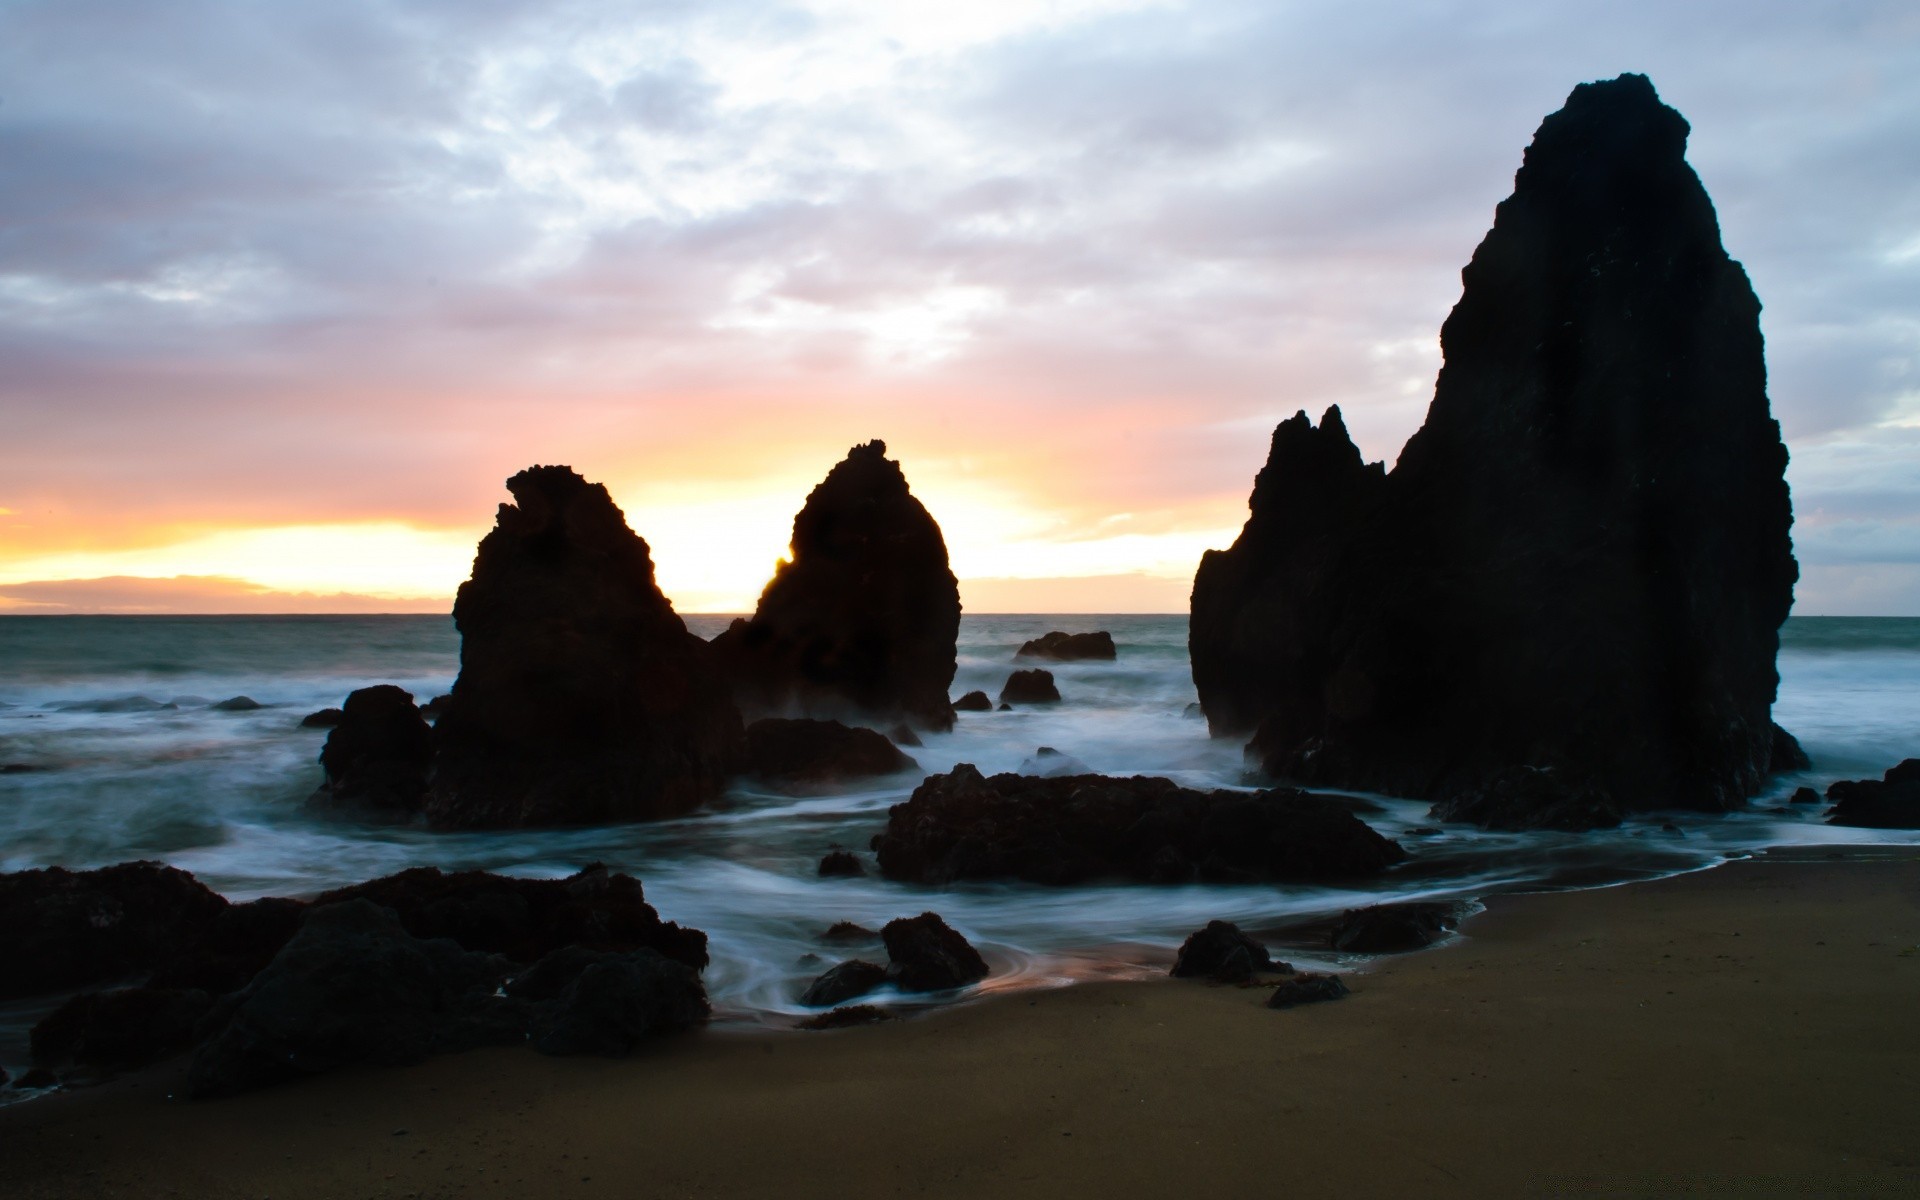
[1190,74,1798,825]
[429,466,744,828]
[713,441,961,731]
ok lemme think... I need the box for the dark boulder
[1267,973,1350,1010]
[211,696,262,712]
[1826,760,1920,829]
[999,669,1060,706]
[1016,631,1117,661]
[1769,724,1811,772]
[797,1004,894,1030]
[881,913,988,993]
[711,441,960,733]
[526,949,708,1057]
[821,922,879,944]
[1328,903,1458,953]
[1429,766,1624,832]
[952,691,993,712]
[873,766,1405,886]
[420,694,452,720]
[0,861,229,1000]
[818,850,865,878]
[186,900,526,1098]
[299,708,344,729]
[1191,75,1797,825]
[1788,786,1820,805]
[310,685,433,817]
[745,717,916,791]
[429,465,744,829]
[1171,921,1289,983]
[800,959,889,1007]
[30,987,212,1078]
[146,897,308,995]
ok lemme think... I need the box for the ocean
[3,613,1918,1050]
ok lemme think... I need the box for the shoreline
[4,845,1917,1197]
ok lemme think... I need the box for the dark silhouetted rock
[999,669,1060,706]
[873,766,1405,886]
[429,466,744,829]
[953,691,993,712]
[186,900,526,1098]
[1017,746,1090,777]
[711,441,960,733]
[800,959,889,1007]
[1,762,44,773]
[1016,631,1117,661]
[11,1068,56,1090]
[31,987,212,1078]
[1825,760,1920,829]
[1171,921,1289,983]
[818,850,865,878]
[1329,903,1458,954]
[146,897,308,996]
[420,694,452,720]
[0,862,229,1000]
[1788,786,1820,805]
[889,724,923,748]
[796,1004,895,1030]
[300,707,344,729]
[1769,724,1811,772]
[822,922,879,944]
[1430,767,1624,832]
[310,685,433,817]
[744,717,916,791]
[1191,75,1797,827]
[1267,973,1349,1009]
[881,913,988,993]
[527,949,707,1056]
[211,696,262,712]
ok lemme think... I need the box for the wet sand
[4,846,1917,1198]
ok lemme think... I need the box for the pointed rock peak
[494,465,638,548]
[810,440,911,507]
[1250,404,1372,512]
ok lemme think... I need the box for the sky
[1,0,1916,615]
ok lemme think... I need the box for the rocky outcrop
[999,669,1060,706]
[873,766,1405,886]
[1191,74,1798,824]
[1016,631,1117,661]
[1171,921,1289,983]
[31,987,213,1079]
[310,685,433,817]
[0,861,230,999]
[1825,760,1920,828]
[711,441,960,732]
[952,691,993,712]
[744,718,916,791]
[429,466,744,829]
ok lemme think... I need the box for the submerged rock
[799,959,889,1007]
[711,441,960,732]
[1015,631,1117,661]
[429,466,744,829]
[1328,903,1458,954]
[1171,921,1289,983]
[952,690,993,712]
[1825,760,1920,829]
[875,766,1405,887]
[744,717,916,791]
[310,685,433,817]
[999,669,1060,706]
[817,850,865,878]
[211,696,262,712]
[1190,74,1798,826]
[299,707,344,729]
[796,1004,895,1030]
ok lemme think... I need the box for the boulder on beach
[310,685,433,817]
[429,465,745,829]
[1267,973,1350,1010]
[1429,766,1623,832]
[1171,921,1290,983]
[817,850,865,878]
[800,959,890,1007]
[1015,631,1117,661]
[881,912,989,993]
[30,987,213,1079]
[873,765,1405,886]
[1825,760,1920,829]
[744,717,917,791]
[952,690,993,712]
[710,441,961,733]
[999,669,1060,706]
[0,861,230,1000]
[522,948,708,1057]
[1190,74,1799,827]
[1328,903,1458,954]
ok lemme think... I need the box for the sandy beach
[4,846,1916,1199]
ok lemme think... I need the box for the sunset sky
[2,1,1917,614]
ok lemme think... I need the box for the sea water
[2,614,1918,1045]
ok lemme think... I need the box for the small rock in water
[1014,631,1117,661]
[746,718,916,791]
[881,913,989,993]
[999,669,1060,706]
[1328,903,1457,954]
[1017,747,1091,777]
[211,696,262,712]
[300,708,344,729]
[889,724,923,747]
[1267,973,1349,1009]
[998,703,1012,712]
[1788,787,1820,805]
[1171,921,1289,983]
[952,691,993,713]
[1825,760,1920,828]
[1,763,46,774]
[800,960,888,1007]
[797,1004,895,1030]
[821,922,879,943]
[1182,702,1204,719]
[818,850,865,878]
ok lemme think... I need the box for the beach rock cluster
[1015,631,1116,661]
[0,861,709,1094]
[1190,74,1799,829]
[1824,759,1920,828]
[799,912,989,1007]
[872,765,1405,886]
[711,441,961,733]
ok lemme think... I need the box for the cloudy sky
[1,0,1916,614]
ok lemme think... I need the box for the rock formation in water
[743,717,917,792]
[310,685,433,816]
[1015,631,1117,661]
[1824,759,1920,828]
[1190,74,1798,826]
[711,441,961,732]
[429,466,744,828]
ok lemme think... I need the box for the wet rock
[528,949,708,1056]
[1769,724,1811,772]
[1267,973,1349,1009]
[881,913,988,993]
[429,465,744,829]
[310,685,433,817]
[800,959,888,1007]
[822,922,879,944]
[744,717,916,791]
[713,441,960,732]
[1328,903,1457,953]
[1430,766,1624,832]
[1171,921,1289,983]
[211,696,262,712]
[998,703,1012,712]
[999,669,1060,706]
[1788,787,1820,805]
[874,765,1405,886]
[186,900,526,1098]
[1015,631,1117,661]
[1825,760,1920,829]
[1192,75,1797,824]
[299,707,344,729]
[54,696,168,714]
[796,1004,894,1030]
[1017,746,1092,777]
[146,897,308,995]
[952,691,993,712]
[1182,703,1204,719]
[818,850,865,878]
[30,987,213,1077]
[889,724,923,748]
[0,861,230,1000]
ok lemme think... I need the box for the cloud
[0,575,449,615]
